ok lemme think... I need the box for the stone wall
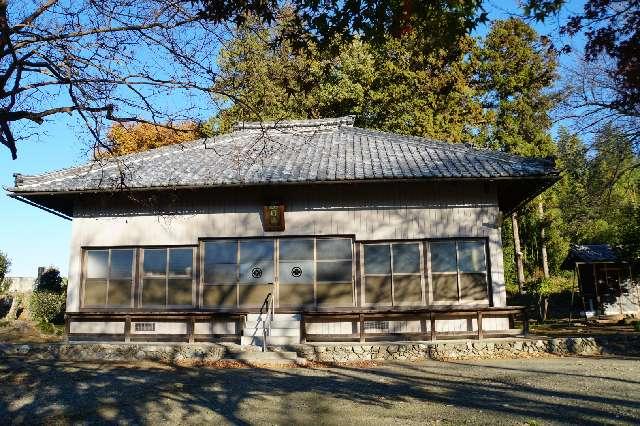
[1,335,639,364]
[0,342,226,364]
[296,335,640,362]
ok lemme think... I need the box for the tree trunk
[5,293,20,320]
[538,201,550,279]
[512,212,525,293]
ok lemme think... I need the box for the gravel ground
[0,356,638,425]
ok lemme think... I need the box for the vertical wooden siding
[66,182,505,311]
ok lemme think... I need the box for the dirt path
[0,356,638,425]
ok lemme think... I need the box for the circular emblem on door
[251,267,263,279]
[291,266,302,277]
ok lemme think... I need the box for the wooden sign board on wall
[263,205,285,231]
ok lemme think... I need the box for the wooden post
[420,316,428,340]
[300,314,307,344]
[124,315,131,343]
[359,314,365,343]
[522,309,529,335]
[188,317,195,344]
[477,311,483,340]
[64,315,71,343]
[430,313,436,341]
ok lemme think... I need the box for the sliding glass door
[201,237,354,308]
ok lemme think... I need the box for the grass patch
[35,321,64,336]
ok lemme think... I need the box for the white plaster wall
[194,321,237,335]
[66,182,506,312]
[69,321,125,334]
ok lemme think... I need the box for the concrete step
[246,313,301,321]
[241,335,301,346]
[225,351,298,361]
[243,327,300,337]
[245,320,301,329]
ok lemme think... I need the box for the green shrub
[0,251,10,294]
[634,321,640,332]
[36,268,65,293]
[29,291,66,324]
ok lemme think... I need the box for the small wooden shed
[564,245,639,318]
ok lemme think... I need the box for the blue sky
[0,1,586,277]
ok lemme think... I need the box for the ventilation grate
[134,322,155,332]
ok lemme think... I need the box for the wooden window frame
[427,239,490,306]
[200,239,240,309]
[81,248,135,309]
[139,247,197,309]
[361,242,425,307]
[277,238,315,309]
[314,237,356,308]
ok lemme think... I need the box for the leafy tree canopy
[104,122,206,156]
[0,250,10,284]
[554,124,640,249]
[194,0,487,54]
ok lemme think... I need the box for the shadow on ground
[0,356,638,424]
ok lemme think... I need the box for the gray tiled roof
[566,244,620,264]
[9,117,558,193]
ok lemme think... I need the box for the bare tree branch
[0,0,232,160]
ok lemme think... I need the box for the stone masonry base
[1,335,639,364]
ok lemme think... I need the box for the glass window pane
[432,274,458,301]
[279,239,313,260]
[141,278,166,306]
[392,244,421,274]
[393,275,422,304]
[87,251,108,279]
[317,260,352,282]
[203,284,236,307]
[240,240,274,262]
[279,260,314,284]
[238,284,272,306]
[365,276,392,305]
[317,239,352,260]
[110,250,134,279]
[364,245,391,275]
[169,248,193,276]
[143,249,166,276]
[458,241,486,272]
[168,278,193,305]
[279,283,314,306]
[205,241,237,264]
[239,260,274,283]
[430,242,457,272]
[459,273,488,301]
[107,279,132,306]
[205,264,237,284]
[316,282,353,306]
[84,278,107,305]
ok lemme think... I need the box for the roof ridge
[233,116,355,132]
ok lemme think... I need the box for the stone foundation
[0,342,226,363]
[1,335,639,364]
[297,335,640,362]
